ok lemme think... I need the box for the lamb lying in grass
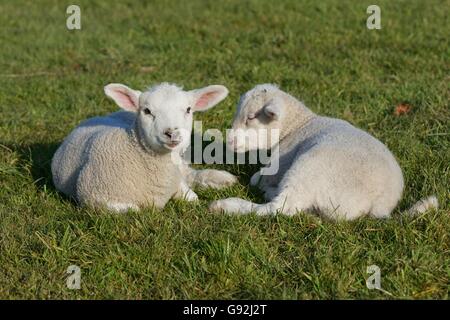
[52,82,237,212]
[210,84,438,220]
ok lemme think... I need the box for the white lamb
[209,84,438,220]
[51,82,237,212]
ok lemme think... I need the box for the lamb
[209,84,438,220]
[51,82,237,212]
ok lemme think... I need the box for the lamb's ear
[104,83,142,112]
[263,99,282,120]
[190,85,229,112]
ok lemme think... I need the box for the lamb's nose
[164,128,175,138]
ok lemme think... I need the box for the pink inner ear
[113,89,136,109]
[195,91,218,109]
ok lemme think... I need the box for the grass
[0,0,449,299]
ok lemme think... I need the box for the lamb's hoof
[218,171,238,187]
[209,200,226,213]
[208,198,244,214]
[204,170,238,189]
[184,189,199,202]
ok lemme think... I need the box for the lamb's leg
[209,184,311,216]
[209,197,283,215]
[209,192,296,216]
[209,197,258,214]
[190,169,238,189]
[173,180,198,201]
[176,155,237,189]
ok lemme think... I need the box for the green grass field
[0,0,449,299]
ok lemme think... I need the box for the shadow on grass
[3,121,269,213]
[4,141,59,191]
[3,140,427,218]
[4,136,260,198]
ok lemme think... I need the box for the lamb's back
[289,116,404,200]
[288,116,397,164]
[51,111,135,198]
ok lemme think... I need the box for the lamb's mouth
[164,141,181,149]
[155,136,181,150]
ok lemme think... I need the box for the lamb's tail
[405,195,439,216]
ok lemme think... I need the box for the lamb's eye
[143,108,152,116]
[186,107,191,114]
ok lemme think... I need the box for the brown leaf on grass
[394,103,412,116]
[139,66,156,73]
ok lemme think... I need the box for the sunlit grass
[0,0,448,299]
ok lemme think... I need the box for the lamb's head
[227,84,285,153]
[104,82,229,153]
